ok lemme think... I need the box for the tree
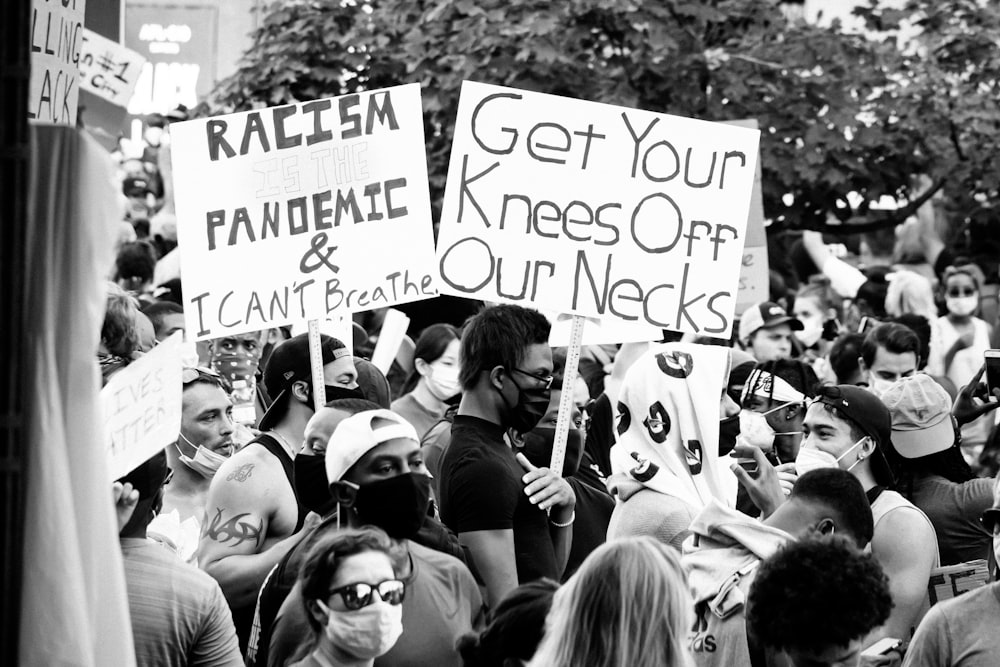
[204,0,999,248]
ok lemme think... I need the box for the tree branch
[803,177,946,235]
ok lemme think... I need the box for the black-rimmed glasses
[328,579,405,610]
[509,367,554,389]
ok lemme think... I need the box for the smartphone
[985,350,1000,402]
[861,637,901,657]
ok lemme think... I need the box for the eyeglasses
[328,580,405,610]
[509,367,554,389]
[980,508,1000,535]
[947,288,977,298]
[182,366,232,393]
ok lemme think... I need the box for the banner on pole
[435,81,760,338]
[102,333,183,480]
[170,84,438,341]
[29,0,86,125]
[78,29,147,108]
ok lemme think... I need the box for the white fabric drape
[20,125,136,666]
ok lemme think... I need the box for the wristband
[549,511,575,528]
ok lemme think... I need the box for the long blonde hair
[528,536,694,667]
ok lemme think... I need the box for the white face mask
[317,598,403,660]
[868,376,895,398]
[176,433,230,479]
[795,437,866,476]
[426,363,461,402]
[946,295,978,317]
[994,533,1000,573]
[795,312,824,348]
[738,404,802,451]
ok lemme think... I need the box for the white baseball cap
[324,409,419,483]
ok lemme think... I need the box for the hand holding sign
[516,452,576,515]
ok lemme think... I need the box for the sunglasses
[328,579,405,611]
[164,467,174,486]
[980,508,1000,535]
[182,366,232,393]
[509,367,554,389]
[947,288,977,298]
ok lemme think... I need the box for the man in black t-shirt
[438,305,576,607]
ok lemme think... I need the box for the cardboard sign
[29,0,86,124]
[170,84,438,341]
[435,82,760,338]
[728,119,768,314]
[102,333,183,480]
[927,560,990,606]
[78,29,147,108]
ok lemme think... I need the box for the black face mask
[307,383,365,406]
[520,427,584,477]
[719,414,740,457]
[293,453,336,516]
[353,473,432,539]
[500,373,551,435]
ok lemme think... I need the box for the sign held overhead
[170,84,439,341]
[435,82,760,338]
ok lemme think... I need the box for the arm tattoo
[206,507,263,548]
[226,463,255,482]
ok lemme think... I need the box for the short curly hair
[747,534,892,656]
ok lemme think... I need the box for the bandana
[741,368,806,405]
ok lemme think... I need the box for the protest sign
[170,84,438,341]
[435,82,760,338]
[547,311,661,347]
[727,119,769,314]
[29,0,86,124]
[78,29,147,108]
[102,333,183,480]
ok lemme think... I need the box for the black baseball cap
[258,333,348,430]
[813,384,895,486]
[738,301,803,344]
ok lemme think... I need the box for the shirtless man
[199,333,361,649]
[152,367,235,562]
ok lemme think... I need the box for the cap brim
[258,388,290,431]
[764,316,804,331]
[892,416,954,459]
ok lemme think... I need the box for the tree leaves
[201,0,1000,235]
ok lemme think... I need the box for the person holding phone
[927,266,995,458]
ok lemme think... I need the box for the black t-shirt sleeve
[448,454,519,533]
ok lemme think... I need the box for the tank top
[870,489,940,638]
[253,432,308,534]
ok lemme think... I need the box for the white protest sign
[78,29,147,107]
[29,0,86,124]
[170,83,438,341]
[728,119,768,314]
[436,82,760,338]
[546,311,661,347]
[102,333,183,480]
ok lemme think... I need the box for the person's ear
[508,428,526,448]
[816,517,836,536]
[330,481,358,508]
[859,436,875,459]
[857,356,869,375]
[489,365,506,392]
[306,599,328,627]
[414,358,432,378]
[291,380,310,403]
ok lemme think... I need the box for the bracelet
[549,511,575,528]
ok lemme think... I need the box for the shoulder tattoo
[226,463,255,483]
[204,507,263,548]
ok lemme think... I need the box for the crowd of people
[100,117,1000,667]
